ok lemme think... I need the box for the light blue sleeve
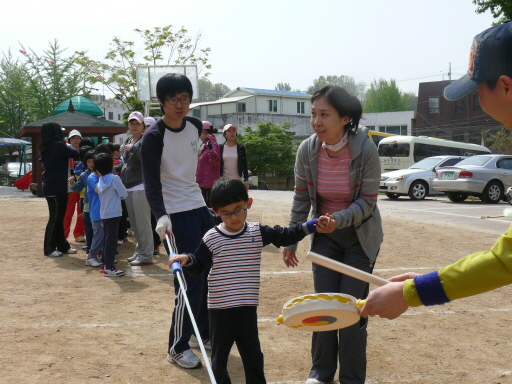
[114,175,128,200]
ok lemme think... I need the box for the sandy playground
[1,189,512,384]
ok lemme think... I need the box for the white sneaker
[117,240,123,245]
[189,335,211,350]
[81,245,87,250]
[85,258,100,267]
[103,268,124,277]
[66,248,77,254]
[127,254,138,262]
[49,251,63,257]
[167,349,201,369]
[305,379,331,384]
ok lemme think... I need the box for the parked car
[380,155,466,200]
[1,162,31,179]
[433,154,512,203]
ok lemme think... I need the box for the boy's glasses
[218,207,247,219]
[165,97,191,105]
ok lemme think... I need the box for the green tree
[237,121,296,177]
[0,51,30,138]
[76,25,212,114]
[19,40,88,121]
[473,0,512,25]
[363,78,415,113]
[482,127,512,154]
[197,78,231,102]
[306,75,366,101]
[275,82,292,91]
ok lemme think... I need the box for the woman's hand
[282,248,298,268]
[316,213,337,233]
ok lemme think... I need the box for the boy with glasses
[141,73,213,369]
[169,178,336,383]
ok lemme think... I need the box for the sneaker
[127,254,138,263]
[48,251,63,257]
[66,248,77,254]
[75,236,86,242]
[130,258,154,266]
[117,240,123,246]
[81,245,87,250]
[153,246,160,255]
[167,349,201,369]
[189,335,211,350]
[127,229,134,236]
[305,379,332,384]
[103,268,124,277]
[99,266,105,273]
[85,258,101,267]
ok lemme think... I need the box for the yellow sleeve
[404,224,512,306]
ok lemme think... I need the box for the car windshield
[455,156,492,166]
[408,157,441,170]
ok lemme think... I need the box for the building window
[428,97,439,113]
[455,97,467,113]
[108,111,114,120]
[297,101,305,114]
[382,125,407,135]
[269,99,277,112]
[472,94,482,111]
[192,109,201,118]
[118,114,121,120]
[237,103,246,112]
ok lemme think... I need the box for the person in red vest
[63,129,86,242]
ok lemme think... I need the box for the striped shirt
[316,147,352,215]
[185,221,312,309]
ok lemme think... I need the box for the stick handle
[306,252,389,287]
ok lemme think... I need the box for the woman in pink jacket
[196,121,220,207]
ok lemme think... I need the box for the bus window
[378,143,410,157]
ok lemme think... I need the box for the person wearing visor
[220,124,250,191]
[361,21,512,322]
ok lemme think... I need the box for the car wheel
[481,181,502,204]
[408,181,428,200]
[385,192,400,200]
[445,192,467,203]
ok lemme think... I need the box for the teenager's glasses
[218,207,247,220]
[165,97,191,105]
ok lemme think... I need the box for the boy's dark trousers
[102,217,121,270]
[209,306,266,384]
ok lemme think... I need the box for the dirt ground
[1,192,512,384]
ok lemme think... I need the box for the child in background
[169,178,336,383]
[95,153,128,277]
[69,150,95,254]
[86,154,103,267]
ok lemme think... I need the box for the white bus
[378,136,491,173]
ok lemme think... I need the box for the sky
[0,0,497,98]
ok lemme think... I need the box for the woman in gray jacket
[282,85,383,384]
[121,111,154,266]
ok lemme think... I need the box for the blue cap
[444,20,512,101]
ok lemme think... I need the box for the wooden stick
[306,252,389,287]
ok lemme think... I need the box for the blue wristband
[413,271,450,306]
[305,218,318,233]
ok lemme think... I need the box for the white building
[361,111,415,136]
[189,87,312,138]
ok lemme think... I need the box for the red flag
[49,61,56,65]
[98,76,105,81]
[118,83,123,87]
[19,50,27,55]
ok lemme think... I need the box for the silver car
[380,156,466,200]
[433,154,512,203]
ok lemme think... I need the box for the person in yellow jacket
[360,20,512,320]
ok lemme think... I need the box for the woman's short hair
[94,153,113,176]
[311,85,362,134]
[40,122,64,153]
[156,73,193,114]
[79,137,94,148]
[211,178,249,211]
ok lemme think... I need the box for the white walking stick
[165,233,216,384]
